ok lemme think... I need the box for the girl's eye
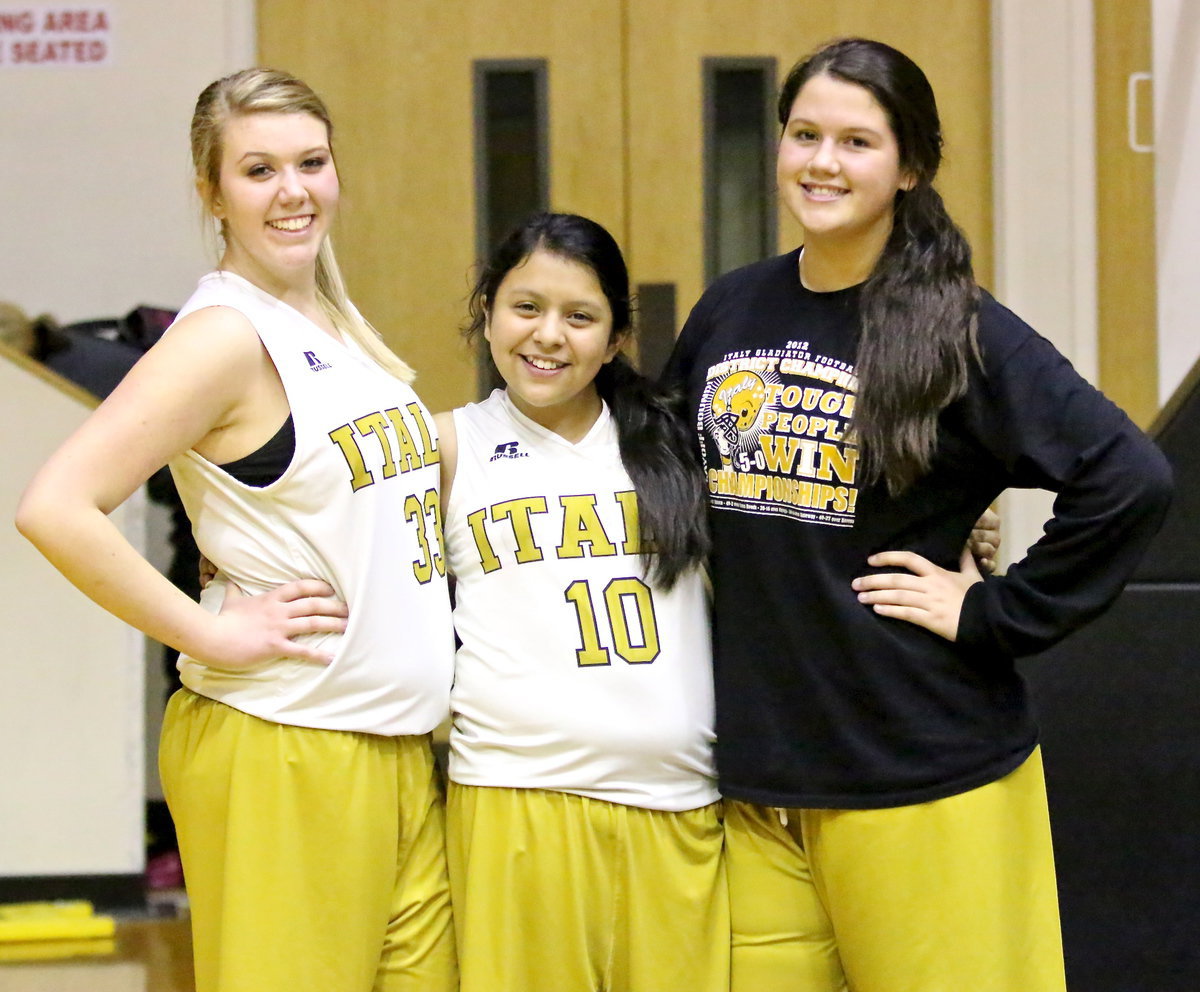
[302,156,328,170]
[794,129,818,142]
[247,163,272,178]
[567,311,594,325]
[846,136,870,148]
[513,301,538,314]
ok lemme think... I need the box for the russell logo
[304,350,333,372]
[489,440,529,462]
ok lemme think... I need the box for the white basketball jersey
[170,271,453,736]
[446,390,717,811]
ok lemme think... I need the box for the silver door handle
[1128,71,1153,154]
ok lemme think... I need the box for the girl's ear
[482,304,492,342]
[899,171,917,192]
[604,327,631,363]
[200,180,225,220]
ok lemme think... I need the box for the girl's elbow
[1141,446,1175,515]
[13,480,72,550]
[14,487,52,546]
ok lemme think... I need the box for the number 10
[563,577,661,667]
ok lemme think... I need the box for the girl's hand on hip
[199,554,218,589]
[204,578,349,669]
[851,546,983,641]
[969,506,1001,574]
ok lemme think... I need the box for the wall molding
[991,0,1098,564]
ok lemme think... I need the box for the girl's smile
[776,72,914,287]
[212,111,339,295]
[485,249,623,442]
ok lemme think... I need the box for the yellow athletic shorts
[725,748,1066,992]
[446,783,728,992]
[159,689,457,992]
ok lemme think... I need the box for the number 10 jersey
[445,389,717,812]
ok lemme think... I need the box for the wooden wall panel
[257,1,625,413]
[624,0,993,324]
[1094,0,1158,426]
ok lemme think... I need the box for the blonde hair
[191,68,414,381]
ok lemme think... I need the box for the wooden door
[1094,0,1157,426]
[624,0,993,340]
[259,0,993,410]
[258,0,627,413]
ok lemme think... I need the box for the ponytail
[315,239,415,382]
[595,354,710,589]
[854,184,979,493]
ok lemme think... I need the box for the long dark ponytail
[465,213,709,588]
[779,39,979,494]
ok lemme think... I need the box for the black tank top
[218,415,295,487]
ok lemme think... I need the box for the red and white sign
[0,7,113,67]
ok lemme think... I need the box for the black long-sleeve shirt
[663,249,1173,808]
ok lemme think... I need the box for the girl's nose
[532,313,566,347]
[809,138,840,175]
[278,168,306,202]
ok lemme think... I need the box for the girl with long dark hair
[436,212,724,992]
[663,37,1171,992]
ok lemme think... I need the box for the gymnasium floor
[0,910,194,992]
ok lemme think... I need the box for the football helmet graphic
[710,370,767,461]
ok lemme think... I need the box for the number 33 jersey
[169,271,453,737]
[445,389,717,811]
